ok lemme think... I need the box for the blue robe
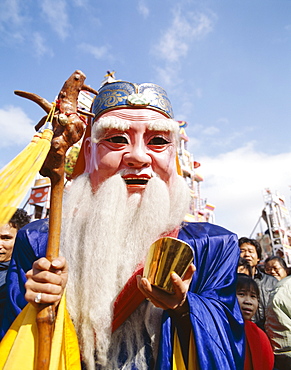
[0,219,244,369]
[158,222,244,369]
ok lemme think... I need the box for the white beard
[60,174,190,369]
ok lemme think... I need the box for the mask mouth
[124,178,149,185]
[122,174,151,186]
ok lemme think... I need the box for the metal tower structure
[262,188,291,266]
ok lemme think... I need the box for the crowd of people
[0,78,290,369]
[237,237,291,370]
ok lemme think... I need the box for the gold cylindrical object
[143,237,194,294]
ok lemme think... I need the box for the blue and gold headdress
[92,81,174,120]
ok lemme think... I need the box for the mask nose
[123,141,151,168]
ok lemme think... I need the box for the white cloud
[0,0,28,43]
[198,144,291,237]
[154,64,183,87]
[33,32,54,59]
[216,117,229,125]
[202,126,220,135]
[0,0,27,26]
[78,42,111,60]
[72,0,89,7]
[138,0,149,18]
[153,8,215,89]
[154,10,214,63]
[0,106,35,148]
[187,124,256,156]
[40,0,70,40]
[195,88,202,99]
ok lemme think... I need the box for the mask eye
[148,137,170,145]
[105,136,128,144]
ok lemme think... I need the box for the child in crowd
[236,273,274,370]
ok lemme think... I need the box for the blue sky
[1,0,291,237]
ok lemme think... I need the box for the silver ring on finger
[34,292,42,304]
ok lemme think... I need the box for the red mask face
[85,109,178,193]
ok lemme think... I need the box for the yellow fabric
[176,152,182,176]
[0,294,81,370]
[173,329,186,370]
[0,130,53,226]
[173,329,199,370]
[0,103,55,226]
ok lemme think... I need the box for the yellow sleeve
[0,293,81,370]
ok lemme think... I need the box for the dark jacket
[0,261,10,322]
[254,268,277,330]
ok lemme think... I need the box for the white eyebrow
[91,117,179,143]
[91,117,131,143]
[147,119,179,135]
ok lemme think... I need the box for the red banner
[29,186,50,205]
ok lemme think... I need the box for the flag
[205,203,215,212]
[29,184,50,205]
[77,90,93,111]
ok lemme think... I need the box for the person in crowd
[0,209,30,320]
[0,80,244,369]
[237,257,252,276]
[236,273,274,370]
[239,237,277,330]
[264,255,289,281]
[265,274,291,370]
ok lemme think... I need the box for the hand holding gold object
[143,237,194,294]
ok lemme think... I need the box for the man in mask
[1,80,244,369]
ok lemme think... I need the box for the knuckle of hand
[46,283,56,293]
[46,283,61,294]
[36,257,45,266]
[42,270,50,281]
[24,291,32,301]
[24,280,32,290]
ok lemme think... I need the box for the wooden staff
[15,70,98,369]
[34,175,64,369]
